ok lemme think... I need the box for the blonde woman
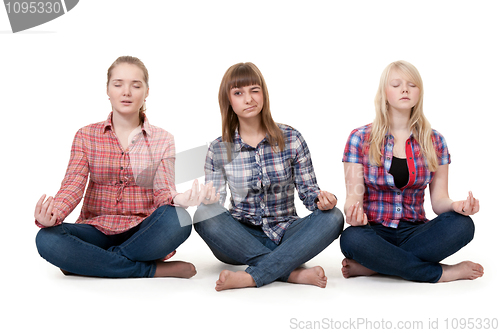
[340,60,483,283]
[194,62,344,291]
[34,56,208,278]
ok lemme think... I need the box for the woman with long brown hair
[340,60,483,283]
[194,62,344,291]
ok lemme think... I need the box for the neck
[237,114,265,137]
[112,111,142,133]
[388,107,411,132]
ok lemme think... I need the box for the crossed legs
[194,204,344,290]
[36,205,196,278]
[340,211,483,283]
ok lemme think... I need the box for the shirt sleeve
[342,128,365,164]
[432,130,451,165]
[292,130,320,211]
[36,129,89,228]
[204,141,227,206]
[153,132,177,208]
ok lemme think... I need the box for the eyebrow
[111,79,144,84]
[231,85,261,90]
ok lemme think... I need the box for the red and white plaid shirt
[36,113,178,234]
[342,124,451,228]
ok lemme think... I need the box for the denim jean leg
[399,211,475,263]
[194,204,273,266]
[340,224,442,282]
[246,208,344,287]
[35,223,154,277]
[109,205,193,277]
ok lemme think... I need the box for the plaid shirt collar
[103,112,152,137]
[233,127,272,150]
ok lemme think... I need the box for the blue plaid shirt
[205,124,320,244]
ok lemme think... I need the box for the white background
[1,1,498,332]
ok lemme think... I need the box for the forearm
[431,196,454,215]
[344,196,361,214]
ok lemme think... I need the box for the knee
[454,213,475,243]
[193,204,227,234]
[339,226,364,257]
[317,207,345,238]
[164,205,193,228]
[441,211,475,243]
[171,208,193,240]
[35,227,61,261]
[194,204,225,223]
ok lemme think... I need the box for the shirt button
[397,192,401,195]
[120,167,124,170]
[397,208,401,212]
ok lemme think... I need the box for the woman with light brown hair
[340,60,483,283]
[34,56,210,278]
[194,62,344,291]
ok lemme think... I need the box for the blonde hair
[107,56,149,123]
[370,60,438,171]
[218,62,284,153]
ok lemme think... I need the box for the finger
[208,187,216,202]
[349,202,360,224]
[35,194,47,216]
[189,180,197,200]
[49,209,58,225]
[40,196,53,217]
[363,213,368,225]
[345,204,355,223]
[192,180,200,200]
[356,204,364,224]
[323,191,335,203]
[474,200,480,214]
[463,198,471,214]
[199,183,207,200]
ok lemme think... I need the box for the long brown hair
[370,60,438,171]
[218,62,284,152]
[107,56,149,124]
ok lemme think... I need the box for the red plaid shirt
[36,113,178,234]
[342,124,451,228]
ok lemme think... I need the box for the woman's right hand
[345,201,368,226]
[34,194,58,227]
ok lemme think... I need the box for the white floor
[2,2,499,332]
[5,214,496,333]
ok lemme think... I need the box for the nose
[244,92,253,104]
[123,85,132,96]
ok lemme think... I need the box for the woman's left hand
[316,190,337,211]
[452,191,480,216]
[174,180,220,207]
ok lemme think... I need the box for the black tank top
[389,156,409,189]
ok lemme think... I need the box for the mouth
[244,106,257,111]
[121,100,133,105]
[400,97,410,101]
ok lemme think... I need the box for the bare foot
[162,250,176,261]
[438,261,484,283]
[154,261,197,278]
[288,266,328,288]
[341,258,377,278]
[215,270,256,291]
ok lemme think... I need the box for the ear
[145,87,149,99]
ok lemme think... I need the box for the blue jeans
[340,211,475,283]
[193,204,344,287]
[35,205,192,278]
